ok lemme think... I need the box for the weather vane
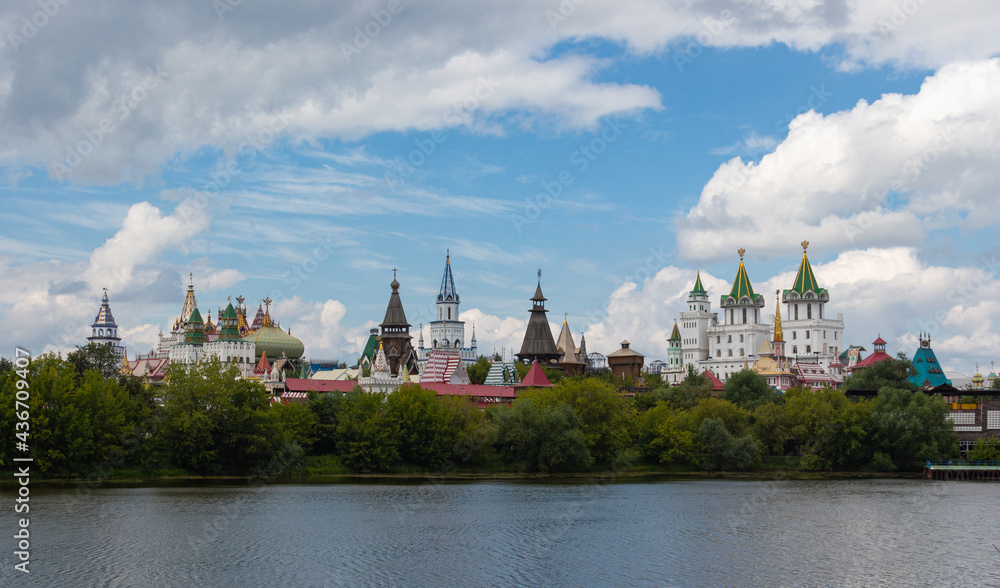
[802,240,809,252]
[738,248,745,260]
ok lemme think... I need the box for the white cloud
[679,59,1000,261]
[3,1,999,183]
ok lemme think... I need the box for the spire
[218,302,241,341]
[691,271,706,294]
[184,308,206,344]
[381,272,410,328]
[437,251,459,302]
[791,240,821,295]
[728,248,757,301]
[517,271,560,363]
[262,297,273,328]
[773,290,783,342]
[668,321,681,341]
[177,275,198,332]
[555,318,577,363]
[471,322,477,345]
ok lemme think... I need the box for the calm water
[2,478,997,587]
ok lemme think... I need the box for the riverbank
[0,467,921,490]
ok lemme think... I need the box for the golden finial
[263,297,272,309]
[738,248,745,260]
[564,311,568,324]
[801,240,809,252]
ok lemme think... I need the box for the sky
[2,0,1000,376]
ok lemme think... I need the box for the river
[2,478,997,587]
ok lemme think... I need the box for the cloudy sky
[2,0,1000,375]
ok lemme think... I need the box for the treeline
[0,346,967,479]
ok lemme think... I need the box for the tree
[384,384,457,469]
[638,403,698,466]
[842,356,917,392]
[723,369,782,410]
[519,379,637,466]
[866,387,958,471]
[159,357,283,475]
[336,391,399,473]
[968,438,1000,461]
[699,418,761,471]
[67,343,122,381]
[490,400,592,473]
[660,368,712,410]
[466,356,493,385]
[439,395,493,468]
[270,401,318,452]
[775,387,872,470]
[308,392,346,455]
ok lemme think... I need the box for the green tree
[270,401,318,452]
[660,368,712,410]
[866,387,958,471]
[723,369,782,410]
[777,387,872,470]
[385,384,457,469]
[466,356,493,385]
[439,395,494,468]
[336,391,399,473]
[520,379,636,466]
[67,343,123,381]
[160,357,282,475]
[698,418,761,471]
[842,356,917,392]
[637,403,698,466]
[967,438,1000,461]
[308,392,347,455]
[490,400,592,473]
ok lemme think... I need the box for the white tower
[680,271,712,366]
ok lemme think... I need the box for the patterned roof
[184,308,206,344]
[910,343,952,387]
[668,321,681,341]
[722,250,764,306]
[218,302,242,341]
[243,325,304,360]
[422,350,470,384]
[372,341,390,373]
[437,252,459,303]
[92,290,118,328]
[484,361,520,385]
[176,276,198,332]
[250,305,265,331]
[254,351,271,375]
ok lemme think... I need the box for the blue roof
[910,345,951,387]
[437,253,459,302]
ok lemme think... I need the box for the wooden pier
[925,460,1000,480]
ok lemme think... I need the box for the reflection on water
[2,479,997,587]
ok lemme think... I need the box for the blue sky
[2,1,1000,376]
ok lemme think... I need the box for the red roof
[285,378,360,393]
[851,351,892,370]
[872,336,887,345]
[703,369,725,391]
[516,361,553,387]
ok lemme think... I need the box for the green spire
[728,248,756,300]
[218,302,241,341]
[691,271,706,294]
[791,240,821,294]
[185,308,206,344]
[668,321,681,341]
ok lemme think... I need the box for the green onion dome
[243,324,304,360]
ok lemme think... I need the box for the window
[806,345,811,354]
[792,346,798,354]
[448,308,451,320]
[716,336,721,344]
[834,332,838,340]
[739,348,744,356]
[805,330,810,339]
[819,305,823,319]
[742,308,747,324]
[716,350,721,357]
[794,305,799,320]
[740,334,744,342]
[823,330,827,338]
[807,304,812,319]
[728,335,732,343]
[792,331,797,340]
[728,350,733,357]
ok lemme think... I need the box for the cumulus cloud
[3,1,999,183]
[679,59,1000,261]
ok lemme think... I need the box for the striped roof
[422,350,470,384]
[92,291,118,327]
[484,361,520,385]
[691,271,706,294]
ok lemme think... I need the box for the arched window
[794,305,799,320]
[818,305,823,319]
[742,308,747,324]
[447,308,451,320]
[455,339,461,348]
[807,304,812,319]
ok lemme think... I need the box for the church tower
[87,288,126,360]
[430,251,465,350]
[680,271,712,366]
[781,240,844,366]
[664,321,684,384]
[379,270,416,377]
[516,270,561,364]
